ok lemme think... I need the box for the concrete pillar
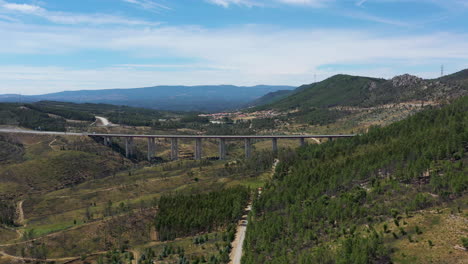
[328,137,333,142]
[245,138,252,159]
[299,138,306,147]
[219,138,226,160]
[195,138,202,160]
[147,138,155,161]
[171,138,178,160]
[125,137,134,158]
[125,138,129,158]
[272,138,278,154]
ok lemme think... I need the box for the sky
[1,0,468,94]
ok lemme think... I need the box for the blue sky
[0,0,467,94]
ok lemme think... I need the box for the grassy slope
[0,135,126,198]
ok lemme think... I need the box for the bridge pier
[245,138,252,159]
[171,138,178,160]
[195,138,202,160]
[125,137,134,158]
[147,138,156,161]
[272,138,278,154]
[299,138,306,147]
[328,137,333,142]
[103,136,111,146]
[219,138,226,160]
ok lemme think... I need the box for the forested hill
[0,101,180,130]
[243,96,468,263]
[255,69,468,111]
[245,90,293,108]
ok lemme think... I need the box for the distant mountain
[0,85,294,112]
[255,69,468,111]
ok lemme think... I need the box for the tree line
[155,186,250,241]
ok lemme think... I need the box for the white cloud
[2,3,44,13]
[0,22,467,94]
[0,1,158,25]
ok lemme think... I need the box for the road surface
[0,128,355,139]
[95,116,111,126]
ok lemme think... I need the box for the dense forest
[0,103,67,131]
[287,108,350,126]
[27,101,174,127]
[243,96,468,263]
[26,102,95,121]
[0,200,15,226]
[155,186,250,241]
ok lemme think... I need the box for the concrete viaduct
[0,129,355,161]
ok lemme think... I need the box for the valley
[0,69,467,264]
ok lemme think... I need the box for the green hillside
[243,96,468,263]
[439,69,468,82]
[257,69,468,111]
[0,103,68,131]
[258,75,384,110]
[28,101,178,127]
[0,101,184,130]
[246,90,293,108]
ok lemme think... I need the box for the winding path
[0,250,80,263]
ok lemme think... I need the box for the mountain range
[0,85,294,112]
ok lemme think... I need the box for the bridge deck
[0,129,355,139]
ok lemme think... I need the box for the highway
[0,128,356,139]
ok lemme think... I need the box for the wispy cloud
[0,13,17,21]
[345,10,410,26]
[458,0,468,7]
[206,0,261,8]
[277,0,330,6]
[355,0,367,7]
[122,0,171,12]
[206,0,331,7]
[0,1,159,25]
[3,2,44,13]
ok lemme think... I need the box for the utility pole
[441,65,444,77]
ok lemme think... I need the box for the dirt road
[229,204,251,264]
[16,200,24,226]
[229,159,278,264]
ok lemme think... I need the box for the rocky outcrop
[391,74,423,87]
